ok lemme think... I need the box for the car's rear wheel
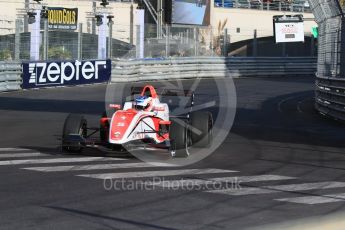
[169,118,189,158]
[190,111,213,147]
[62,114,87,153]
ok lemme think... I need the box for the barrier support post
[194,27,199,56]
[210,28,214,56]
[78,23,83,60]
[130,4,134,45]
[253,29,258,57]
[15,19,21,60]
[224,28,228,57]
[92,2,96,35]
[165,25,170,57]
[108,21,113,59]
[43,19,48,60]
[340,18,345,77]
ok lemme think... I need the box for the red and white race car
[62,85,213,157]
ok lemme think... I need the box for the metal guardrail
[0,61,22,92]
[111,57,317,83]
[0,58,317,92]
[315,77,345,121]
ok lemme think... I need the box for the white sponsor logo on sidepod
[28,60,107,85]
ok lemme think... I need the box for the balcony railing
[214,0,312,13]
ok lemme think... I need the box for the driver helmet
[135,95,152,111]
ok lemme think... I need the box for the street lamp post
[136,2,145,59]
[107,15,114,59]
[95,0,113,60]
[28,0,44,61]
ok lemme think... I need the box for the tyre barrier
[111,57,317,83]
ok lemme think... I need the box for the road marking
[0,148,33,152]
[297,100,304,114]
[22,162,174,172]
[276,193,345,204]
[0,157,125,166]
[0,152,45,158]
[144,175,295,188]
[277,96,297,113]
[77,168,237,180]
[206,181,345,196]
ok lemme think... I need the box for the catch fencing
[310,0,345,121]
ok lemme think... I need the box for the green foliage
[311,26,318,39]
[0,49,12,60]
[48,46,72,60]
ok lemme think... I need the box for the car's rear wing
[130,87,194,98]
[130,86,195,118]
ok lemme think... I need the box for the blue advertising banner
[22,59,111,89]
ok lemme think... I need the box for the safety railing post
[108,21,113,59]
[224,28,228,57]
[253,29,258,57]
[78,23,83,60]
[165,25,170,58]
[43,19,48,60]
[15,19,21,60]
[194,27,199,56]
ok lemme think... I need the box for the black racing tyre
[190,111,213,148]
[62,114,87,153]
[169,118,189,158]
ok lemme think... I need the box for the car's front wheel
[169,118,189,158]
[190,111,213,148]
[62,114,87,153]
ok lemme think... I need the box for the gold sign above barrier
[48,7,78,30]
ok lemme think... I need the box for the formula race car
[61,85,213,157]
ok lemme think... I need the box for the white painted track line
[145,175,295,188]
[206,181,345,196]
[0,157,125,166]
[77,168,238,179]
[0,148,33,152]
[22,162,174,172]
[276,193,345,204]
[0,152,45,158]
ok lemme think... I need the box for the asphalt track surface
[1,77,345,229]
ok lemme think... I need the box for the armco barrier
[111,57,317,83]
[0,57,317,92]
[0,61,22,92]
[315,77,345,121]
